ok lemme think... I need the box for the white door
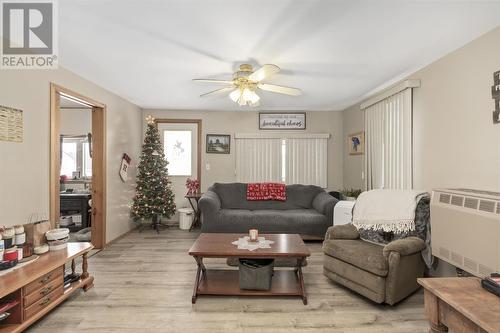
[158,123,198,220]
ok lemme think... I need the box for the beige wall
[342,104,364,190]
[143,110,344,193]
[343,27,500,192]
[0,67,142,243]
[60,108,92,136]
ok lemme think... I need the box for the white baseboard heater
[431,188,500,277]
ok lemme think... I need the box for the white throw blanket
[353,190,429,233]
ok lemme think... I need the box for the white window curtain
[285,138,328,188]
[235,137,282,183]
[235,133,329,187]
[364,88,413,190]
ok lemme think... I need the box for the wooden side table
[185,193,203,231]
[418,277,500,333]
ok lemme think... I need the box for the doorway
[50,83,106,249]
[155,119,201,220]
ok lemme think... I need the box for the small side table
[185,193,203,231]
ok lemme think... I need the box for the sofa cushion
[323,239,388,277]
[250,209,328,235]
[211,183,324,210]
[215,208,328,237]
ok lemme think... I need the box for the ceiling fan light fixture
[195,63,300,107]
[229,88,242,103]
[242,88,260,105]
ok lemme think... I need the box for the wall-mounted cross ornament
[493,70,499,124]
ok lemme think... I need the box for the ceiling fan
[193,64,302,106]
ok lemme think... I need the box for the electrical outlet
[205,163,210,170]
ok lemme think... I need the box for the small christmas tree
[131,115,176,232]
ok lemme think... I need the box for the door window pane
[164,130,192,176]
[82,142,92,177]
[61,142,77,177]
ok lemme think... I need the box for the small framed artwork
[348,131,365,155]
[259,112,306,130]
[206,134,230,154]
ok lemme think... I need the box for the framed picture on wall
[206,134,230,154]
[348,131,365,155]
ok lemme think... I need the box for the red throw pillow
[247,183,286,201]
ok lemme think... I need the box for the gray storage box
[238,258,274,291]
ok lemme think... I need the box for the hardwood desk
[60,193,91,232]
[0,243,94,333]
[418,277,500,333]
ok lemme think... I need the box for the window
[364,88,413,190]
[60,141,77,177]
[60,136,92,178]
[235,134,329,188]
[163,130,192,176]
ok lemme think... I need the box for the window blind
[364,88,413,190]
[285,138,328,188]
[235,137,282,183]
[235,133,329,187]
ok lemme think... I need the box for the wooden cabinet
[23,267,64,308]
[24,285,64,321]
[0,243,94,333]
[24,266,63,296]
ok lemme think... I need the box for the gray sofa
[199,183,338,239]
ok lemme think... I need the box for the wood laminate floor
[28,229,429,333]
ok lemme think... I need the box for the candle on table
[249,229,259,242]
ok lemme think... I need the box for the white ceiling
[59,0,500,111]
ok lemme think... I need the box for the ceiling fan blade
[257,83,302,96]
[200,87,235,98]
[248,64,280,82]
[193,79,234,84]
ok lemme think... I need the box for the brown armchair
[323,224,425,305]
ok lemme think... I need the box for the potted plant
[341,188,362,201]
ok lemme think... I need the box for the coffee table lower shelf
[193,269,307,304]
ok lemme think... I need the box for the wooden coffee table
[188,233,311,305]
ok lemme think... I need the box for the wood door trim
[91,106,106,249]
[50,83,107,249]
[154,118,202,187]
[52,83,105,109]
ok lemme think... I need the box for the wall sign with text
[0,105,23,142]
[259,113,306,130]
